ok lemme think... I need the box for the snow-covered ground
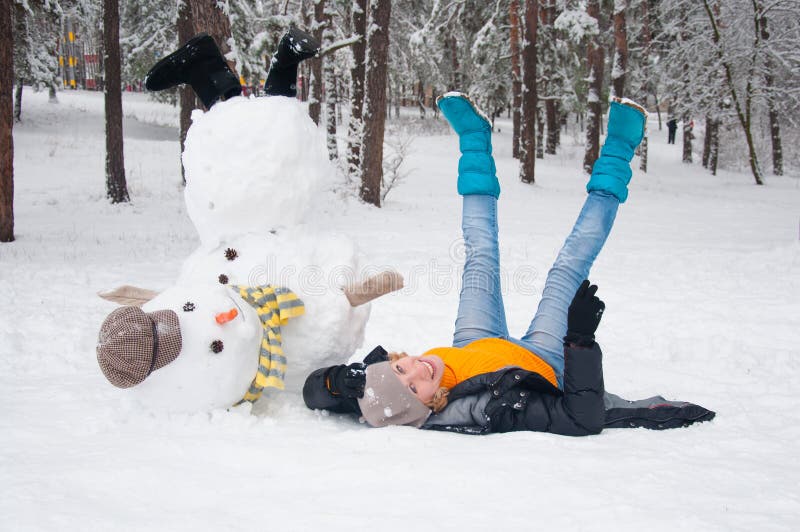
[2,89,799,531]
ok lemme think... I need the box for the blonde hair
[388,352,450,413]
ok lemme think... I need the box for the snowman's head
[182,96,332,246]
[97,284,264,411]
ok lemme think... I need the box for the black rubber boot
[264,27,321,97]
[144,33,241,109]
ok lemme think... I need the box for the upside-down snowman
[96,29,400,411]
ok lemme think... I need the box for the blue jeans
[452,192,619,387]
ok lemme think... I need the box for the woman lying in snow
[303,93,715,435]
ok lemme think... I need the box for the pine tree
[611,0,628,98]
[177,0,196,185]
[12,0,62,121]
[120,1,176,85]
[539,0,559,155]
[509,0,522,158]
[347,0,367,180]
[322,1,338,159]
[308,0,325,125]
[583,0,604,174]
[359,0,390,207]
[1,0,14,242]
[701,0,763,184]
[756,3,783,176]
[519,0,538,184]
[103,0,129,203]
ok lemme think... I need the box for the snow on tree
[12,0,62,121]
[657,0,799,184]
[119,0,176,86]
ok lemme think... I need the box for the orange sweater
[423,338,558,390]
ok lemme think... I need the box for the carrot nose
[215,308,238,324]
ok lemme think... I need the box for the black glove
[564,280,605,347]
[326,363,367,398]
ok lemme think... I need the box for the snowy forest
[3,0,799,241]
[2,1,800,530]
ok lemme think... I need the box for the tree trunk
[395,78,401,118]
[545,99,556,154]
[540,1,557,156]
[178,0,196,185]
[347,0,367,181]
[556,101,563,147]
[103,0,128,204]
[359,0,391,207]
[637,0,650,172]
[639,136,648,173]
[708,118,719,175]
[583,0,603,174]
[189,0,238,82]
[0,0,14,242]
[611,1,627,99]
[308,0,325,125]
[682,114,692,163]
[536,105,544,159]
[758,10,782,176]
[767,98,783,176]
[519,0,538,183]
[322,3,337,160]
[702,113,711,168]
[446,34,460,91]
[417,80,425,118]
[13,80,22,122]
[509,0,522,159]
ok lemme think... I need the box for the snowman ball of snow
[179,95,372,382]
[97,283,304,411]
[178,230,372,385]
[182,96,332,246]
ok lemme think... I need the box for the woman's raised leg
[437,93,507,347]
[517,100,647,380]
[518,191,619,376]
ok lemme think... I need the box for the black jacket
[303,343,714,435]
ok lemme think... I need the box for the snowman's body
[125,96,370,410]
[178,229,370,387]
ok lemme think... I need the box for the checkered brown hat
[97,306,182,388]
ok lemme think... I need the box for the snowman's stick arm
[343,270,404,307]
[318,35,363,58]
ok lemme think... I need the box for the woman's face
[390,354,445,403]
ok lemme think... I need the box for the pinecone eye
[210,340,224,354]
[218,274,229,285]
[224,248,238,261]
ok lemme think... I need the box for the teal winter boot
[436,92,501,198]
[586,98,647,203]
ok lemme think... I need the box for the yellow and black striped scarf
[233,285,305,403]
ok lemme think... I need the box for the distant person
[667,118,678,144]
[303,93,715,436]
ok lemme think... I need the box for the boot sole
[436,92,491,126]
